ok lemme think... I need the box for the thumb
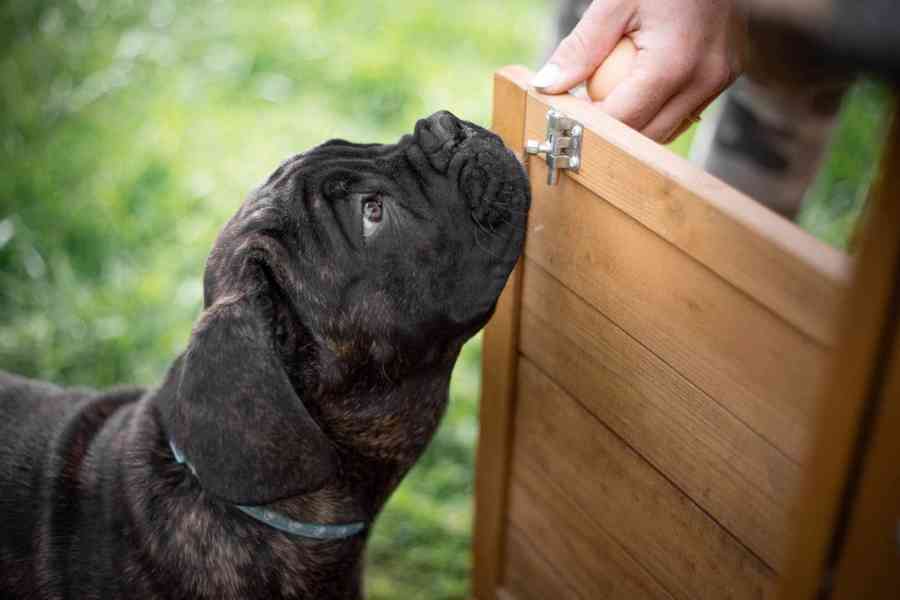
[531,1,632,94]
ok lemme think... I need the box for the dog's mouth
[458,151,528,231]
[415,110,530,231]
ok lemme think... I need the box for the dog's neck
[151,352,454,535]
[266,362,455,528]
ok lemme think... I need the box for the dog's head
[161,111,529,505]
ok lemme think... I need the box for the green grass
[0,2,888,598]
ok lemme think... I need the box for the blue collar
[168,440,366,540]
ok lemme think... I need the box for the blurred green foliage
[0,1,889,598]
[798,79,891,249]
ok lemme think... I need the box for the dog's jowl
[0,111,530,599]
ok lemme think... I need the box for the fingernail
[531,63,561,91]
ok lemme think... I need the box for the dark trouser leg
[552,0,592,49]
[691,75,848,220]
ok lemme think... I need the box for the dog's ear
[164,296,338,505]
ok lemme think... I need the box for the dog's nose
[415,111,467,153]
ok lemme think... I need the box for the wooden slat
[513,357,776,600]
[780,106,900,600]
[502,67,852,348]
[472,66,529,600]
[518,259,798,570]
[507,460,673,599]
[503,526,585,600]
[522,162,828,463]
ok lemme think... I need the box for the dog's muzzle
[415,111,527,228]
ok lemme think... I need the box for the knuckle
[704,57,737,91]
[649,53,696,90]
[655,63,691,92]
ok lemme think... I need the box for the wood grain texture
[518,259,798,570]
[512,357,776,600]
[522,161,829,463]
[502,526,586,600]
[507,458,673,600]
[502,67,851,347]
[780,107,900,600]
[471,67,529,600]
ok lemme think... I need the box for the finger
[531,0,634,94]
[644,60,734,143]
[645,90,717,144]
[599,53,693,132]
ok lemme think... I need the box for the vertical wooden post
[471,66,530,600]
[828,103,900,599]
[831,310,900,597]
[779,103,900,600]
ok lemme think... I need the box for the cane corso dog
[0,110,530,599]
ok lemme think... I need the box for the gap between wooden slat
[508,462,676,599]
[503,524,589,600]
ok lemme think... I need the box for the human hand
[532,0,747,143]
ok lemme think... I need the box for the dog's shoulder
[0,371,145,472]
[0,371,148,597]
[0,370,144,422]
[0,370,66,401]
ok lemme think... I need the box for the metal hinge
[525,108,583,186]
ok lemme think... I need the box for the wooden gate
[473,66,900,600]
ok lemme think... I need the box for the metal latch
[525,108,583,186]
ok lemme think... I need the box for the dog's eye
[363,198,382,222]
[362,197,383,237]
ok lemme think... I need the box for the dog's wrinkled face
[212,110,527,357]
[164,111,529,505]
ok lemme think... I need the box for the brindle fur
[0,111,530,599]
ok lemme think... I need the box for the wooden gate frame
[473,65,900,600]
